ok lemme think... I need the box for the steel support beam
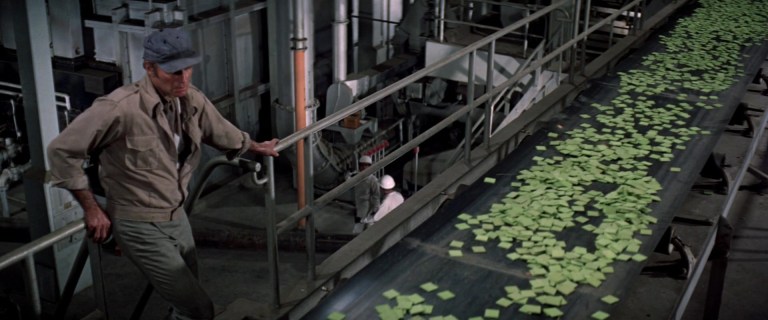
[11,0,63,307]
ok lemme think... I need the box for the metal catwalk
[303,5,768,320]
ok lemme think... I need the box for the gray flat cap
[143,28,202,73]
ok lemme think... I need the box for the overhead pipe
[333,0,348,83]
[326,0,354,116]
[437,0,446,42]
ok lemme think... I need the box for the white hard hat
[380,175,395,189]
[359,155,373,165]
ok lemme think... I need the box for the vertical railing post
[264,156,280,307]
[581,0,591,75]
[484,40,495,146]
[304,133,316,280]
[557,29,564,84]
[569,0,581,84]
[523,9,530,57]
[413,146,419,192]
[24,256,41,320]
[535,45,543,89]
[630,4,639,35]
[54,239,90,318]
[464,50,476,164]
[608,16,615,47]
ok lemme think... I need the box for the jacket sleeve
[47,99,122,190]
[197,94,250,159]
[373,194,392,222]
[354,182,371,218]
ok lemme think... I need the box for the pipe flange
[273,99,293,112]
[273,98,320,113]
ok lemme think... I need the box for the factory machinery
[0,0,767,319]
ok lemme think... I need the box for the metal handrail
[673,100,768,319]
[0,81,73,125]
[263,0,646,308]
[272,0,570,154]
[261,2,572,307]
[273,0,641,154]
[0,220,85,319]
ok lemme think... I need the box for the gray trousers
[112,213,214,320]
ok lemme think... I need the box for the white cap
[359,155,373,165]
[380,175,395,189]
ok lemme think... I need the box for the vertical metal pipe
[196,30,208,93]
[294,0,308,224]
[264,156,280,307]
[378,147,384,177]
[433,0,439,41]
[467,1,474,21]
[438,0,446,42]
[333,0,348,82]
[464,50,476,164]
[24,256,41,320]
[484,41,495,145]
[351,0,360,72]
[227,0,240,120]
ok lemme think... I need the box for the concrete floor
[2,77,768,320]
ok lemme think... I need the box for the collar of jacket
[136,76,200,121]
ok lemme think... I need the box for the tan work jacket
[47,76,250,221]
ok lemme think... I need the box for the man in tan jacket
[47,28,278,320]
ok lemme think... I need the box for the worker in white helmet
[370,174,405,223]
[354,155,380,223]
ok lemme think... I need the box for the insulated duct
[326,0,355,118]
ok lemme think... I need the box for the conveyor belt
[305,3,768,320]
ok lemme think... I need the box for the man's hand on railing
[72,189,112,243]
[84,206,112,243]
[249,139,280,157]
